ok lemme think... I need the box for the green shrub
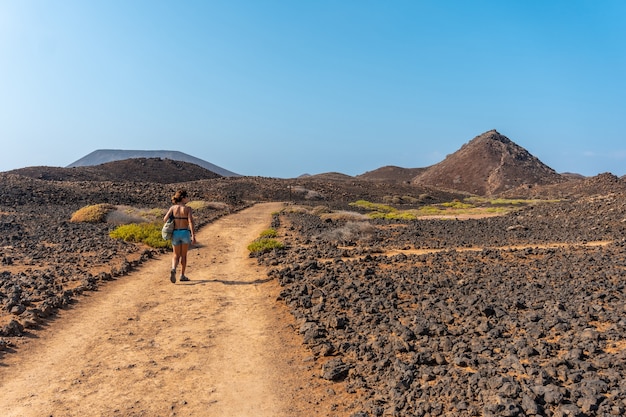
[369,211,418,220]
[441,201,475,209]
[247,238,284,254]
[415,206,446,216]
[259,228,278,238]
[109,223,171,249]
[349,200,396,213]
[485,207,512,214]
[384,211,419,220]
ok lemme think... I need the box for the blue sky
[1,1,625,178]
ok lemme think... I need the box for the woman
[163,189,196,283]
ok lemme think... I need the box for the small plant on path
[248,228,284,256]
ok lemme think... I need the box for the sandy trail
[0,202,337,417]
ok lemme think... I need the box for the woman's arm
[188,208,196,242]
[163,207,173,222]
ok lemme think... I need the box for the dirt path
[0,203,343,417]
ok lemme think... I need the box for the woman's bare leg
[179,243,189,276]
[172,245,182,270]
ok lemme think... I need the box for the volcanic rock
[259,188,626,416]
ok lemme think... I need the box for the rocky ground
[257,185,626,416]
[0,171,459,336]
[2,168,626,416]
[0,173,239,337]
[255,194,626,416]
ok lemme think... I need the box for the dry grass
[317,221,377,244]
[70,204,115,223]
[319,211,369,221]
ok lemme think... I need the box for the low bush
[248,227,284,255]
[70,204,115,223]
[109,223,170,249]
[247,238,284,254]
[370,211,418,220]
[259,228,278,238]
[318,221,376,244]
[106,207,152,226]
[383,195,420,205]
[441,200,475,209]
[349,200,396,213]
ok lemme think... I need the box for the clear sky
[1,1,625,178]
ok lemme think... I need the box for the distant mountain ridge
[68,149,239,177]
[9,131,588,196]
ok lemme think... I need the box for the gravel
[259,188,626,416]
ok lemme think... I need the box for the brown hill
[357,166,427,183]
[7,158,222,184]
[412,130,565,196]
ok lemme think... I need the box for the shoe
[180,275,190,282]
[170,269,176,283]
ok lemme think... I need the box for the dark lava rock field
[259,190,626,416]
[2,167,626,417]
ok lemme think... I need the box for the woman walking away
[164,190,196,283]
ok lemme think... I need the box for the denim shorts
[171,229,191,246]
